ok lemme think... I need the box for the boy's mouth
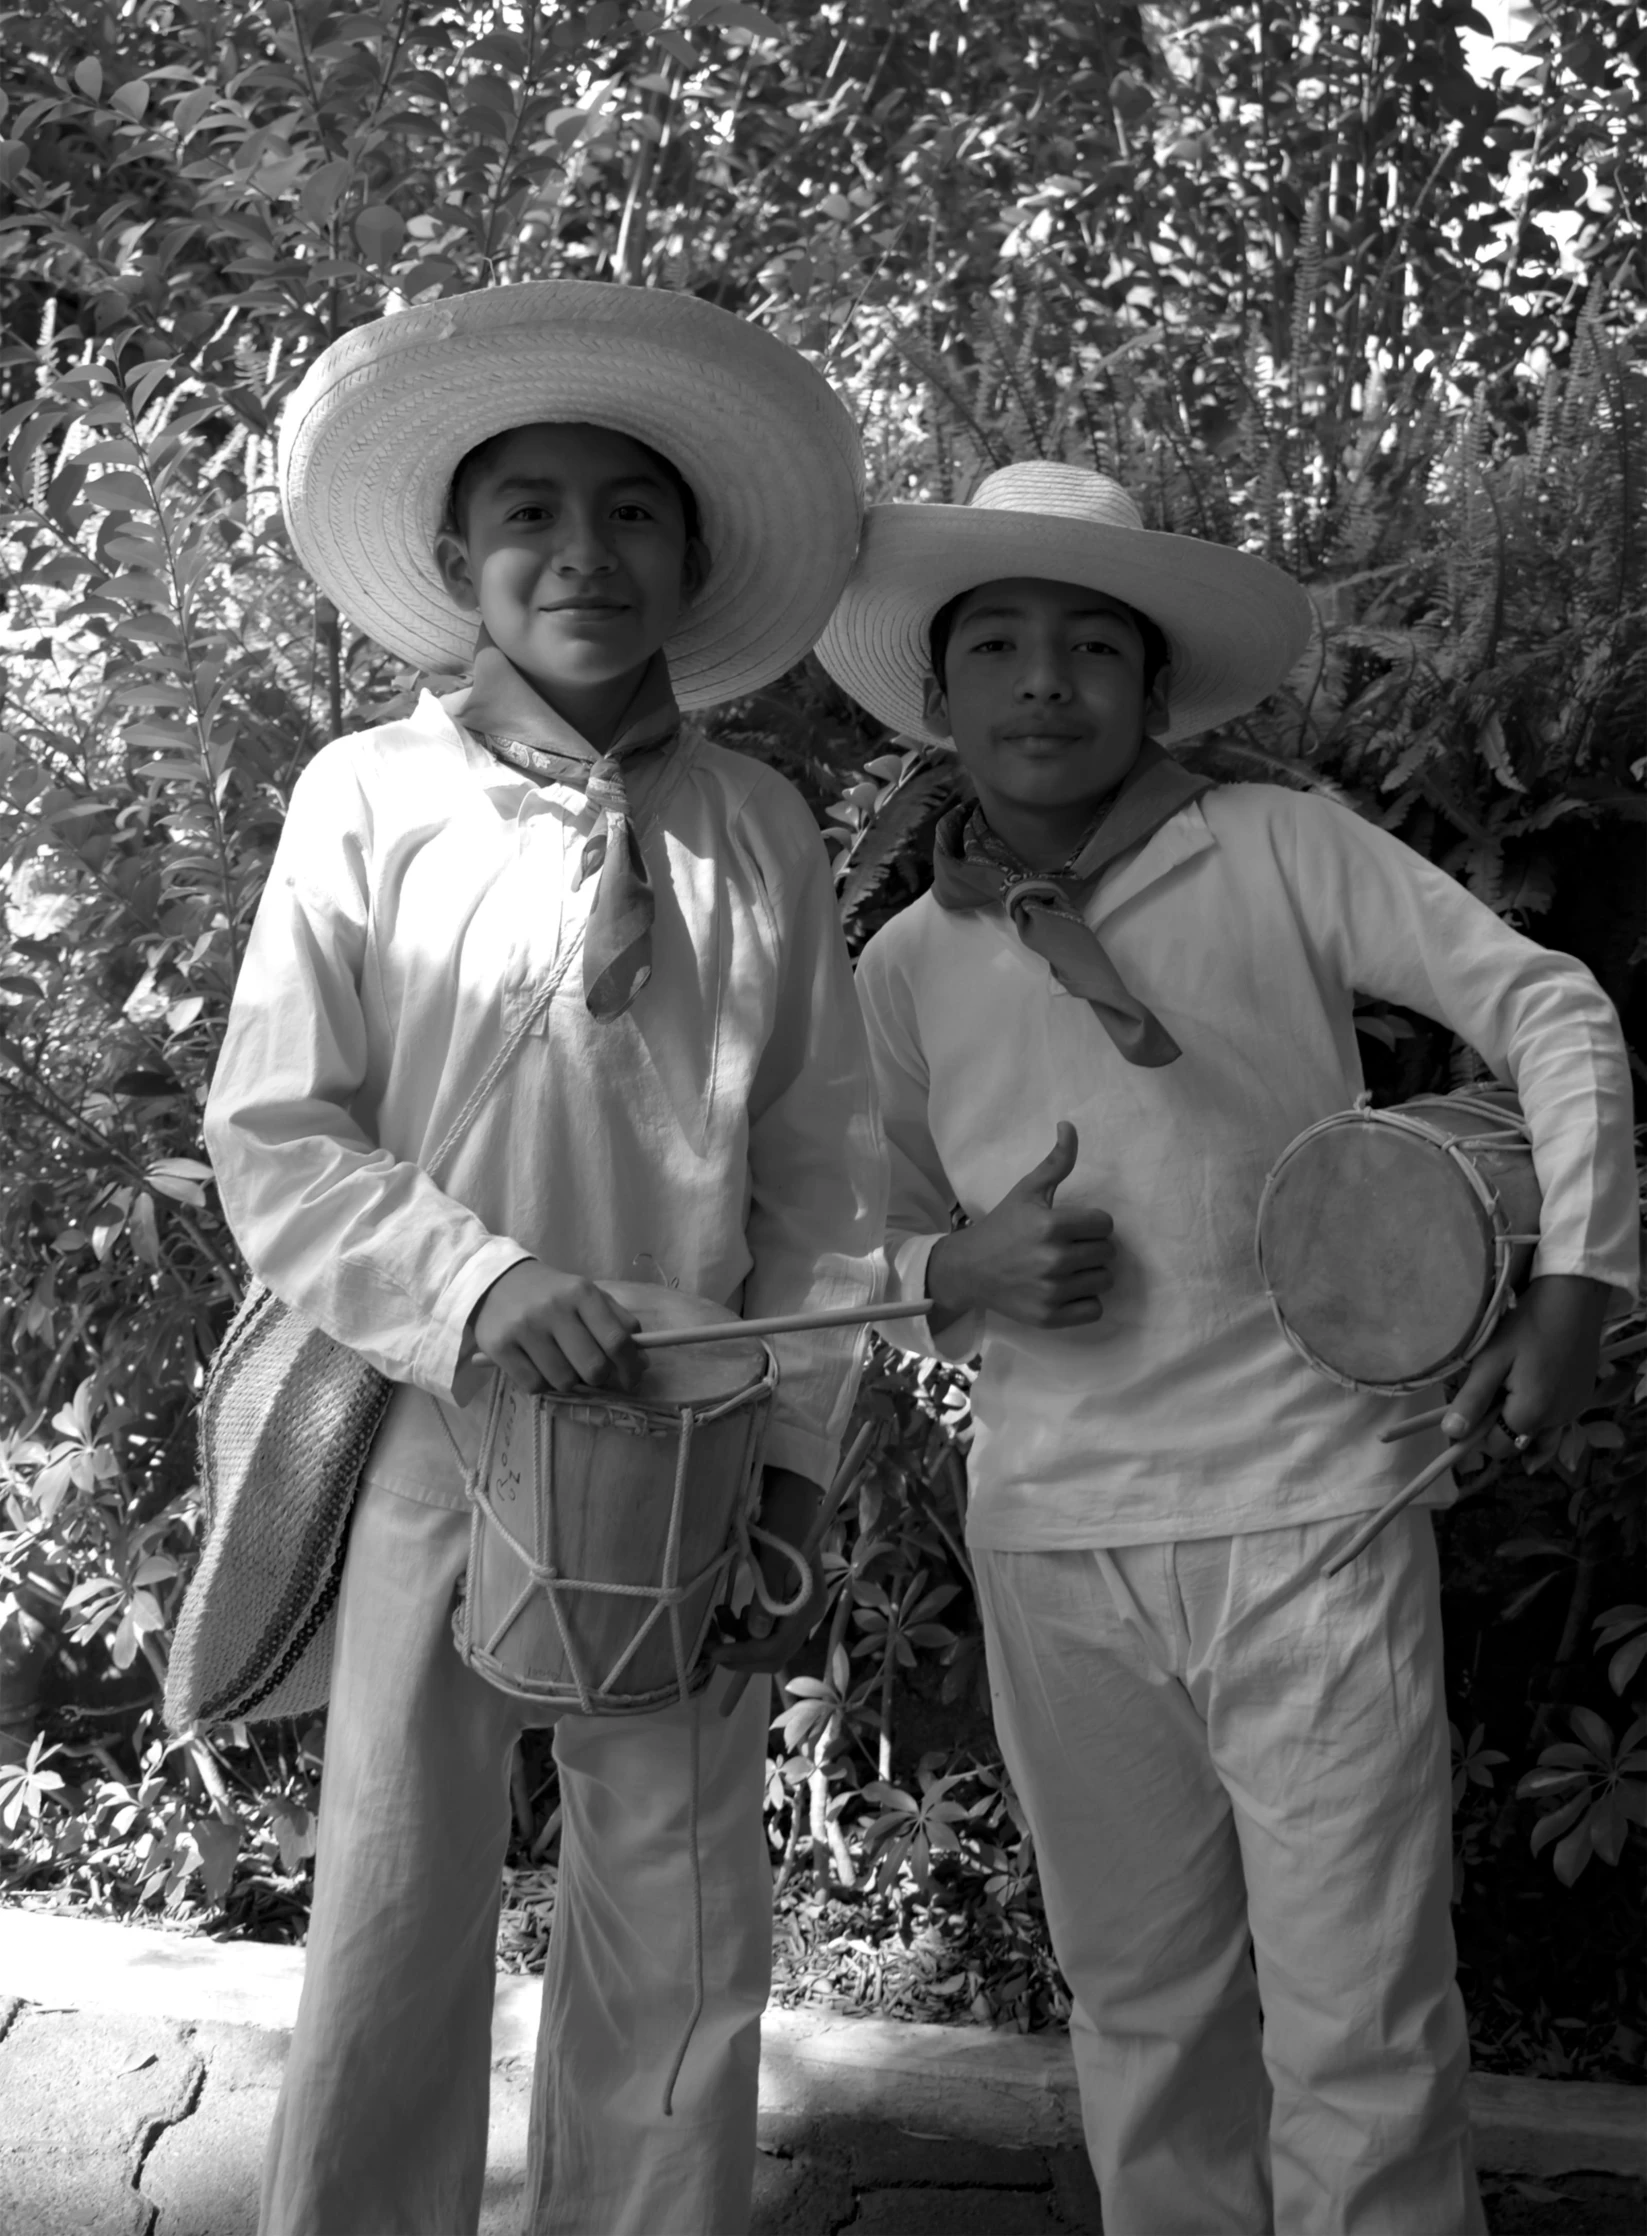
[542,597,628,614]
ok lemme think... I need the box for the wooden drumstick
[1378,1405,1450,1445]
[1324,1419,1496,1577]
[635,1298,934,1350]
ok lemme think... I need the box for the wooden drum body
[454,1285,775,1714]
[1256,1088,1542,1392]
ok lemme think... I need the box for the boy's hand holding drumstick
[1432,1274,1612,1454]
[469,1262,646,1395]
[1332,1276,1616,1575]
[926,1119,1116,1336]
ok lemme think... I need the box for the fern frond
[837,756,961,932]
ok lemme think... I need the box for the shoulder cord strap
[423,721,699,1186]
[422,922,587,1187]
[419,924,588,1474]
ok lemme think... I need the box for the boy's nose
[550,509,617,574]
[1014,662,1073,701]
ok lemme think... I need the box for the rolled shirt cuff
[880,1233,983,1364]
[417,1237,537,1403]
[1529,1244,1641,1325]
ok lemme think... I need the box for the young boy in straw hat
[203,280,882,2236]
[817,462,1637,2235]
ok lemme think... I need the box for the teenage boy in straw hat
[203,281,883,2236]
[818,462,1636,2235]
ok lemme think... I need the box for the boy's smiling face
[434,421,707,737]
[922,576,1170,866]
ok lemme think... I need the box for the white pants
[973,1512,1485,2236]
[259,1475,773,2236]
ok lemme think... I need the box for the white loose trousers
[258,1475,773,2236]
[973,1512,1487,2236]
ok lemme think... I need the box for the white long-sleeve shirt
[204,693,886,1499]
[857,782,1638,1549]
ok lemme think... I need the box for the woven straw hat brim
[278,283,865,708]
[815,504,1315,744]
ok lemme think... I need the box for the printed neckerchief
[930,741,1213,1067]
[457,642,680,1021]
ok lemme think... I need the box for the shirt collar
[1087,794,1220,926]
[439,639,681,765]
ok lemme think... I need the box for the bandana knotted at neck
[930,741,1213,1067]
[459,645,681,1021]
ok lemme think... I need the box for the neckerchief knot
[462,647,681,1022]
[930,741,1213,1067]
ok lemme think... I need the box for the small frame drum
[453,1283,780,1715]
[1256,1087,1542,1392]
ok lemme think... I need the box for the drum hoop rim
[1258,1103,1515,1244]
[1400,1087,1531,1137]
[1254,1103,1527,1394]
[474,1344,777,1447]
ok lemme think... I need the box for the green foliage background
[1,0,1643,2076]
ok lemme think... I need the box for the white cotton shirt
[203,692,886,1504]
[856,782,1638,1550]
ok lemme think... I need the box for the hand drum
[454,1281,776,1714]
[1256,1089,1541,1392]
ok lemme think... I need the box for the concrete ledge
[0,1907,303,2033]
[3,1907,1640,2178]
[1466,2071,1646,2180]
[759,2008,1083,2151]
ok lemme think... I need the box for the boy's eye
[1074,638,1121,656]
[962,635,1010,655]
[611,502,656,523]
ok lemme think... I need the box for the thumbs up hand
[927,1120,1117,1331]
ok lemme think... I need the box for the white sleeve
[203,746,529,1396]
[739,784,888,1487]
[854,925,983,1364]
[1283,791,1639,1312]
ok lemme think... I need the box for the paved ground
[2,1912,1643,2234]
[0,1993,1109,2236]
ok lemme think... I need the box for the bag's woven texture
[164,1283,393,1731]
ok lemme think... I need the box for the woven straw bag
[164,1288,392,1729]
[165,925,588,1734]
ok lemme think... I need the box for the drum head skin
[1260,1121,1495,1388]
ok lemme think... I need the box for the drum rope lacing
[445,1370,809,1708]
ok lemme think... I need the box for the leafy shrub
[2,0,1644,2077]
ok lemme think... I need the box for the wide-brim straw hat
[278,281,865,706]
[816,462,1314,743]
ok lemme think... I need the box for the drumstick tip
[1327,1419,1495,1575]
[1377,1404,1450,1445]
